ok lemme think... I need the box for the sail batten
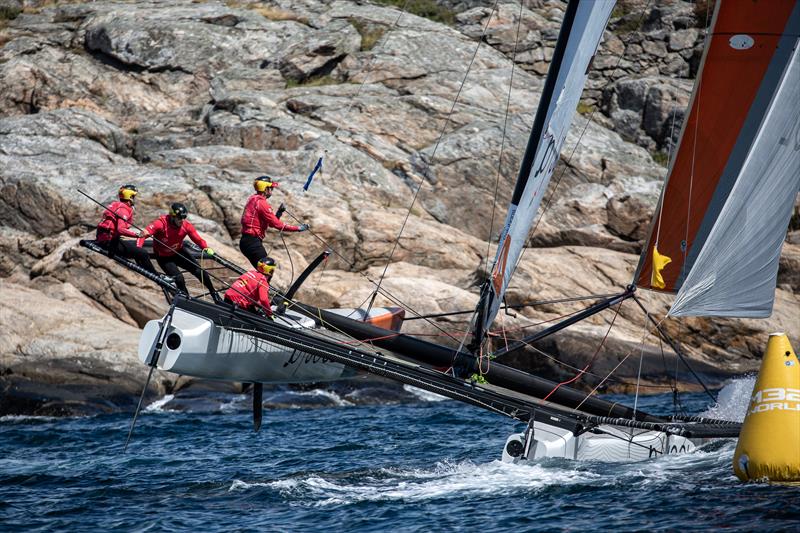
[635,0,800,318]
[475,0,616,340]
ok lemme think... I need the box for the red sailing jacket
[224,269,272,314]
[95,201,137,242]
[144,215,208,257]
[240,194,300,240]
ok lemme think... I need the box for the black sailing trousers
[156,252,217,298]
[239,234,267,269]
[97,237,157,274]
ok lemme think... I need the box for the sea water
[1,378,798,531]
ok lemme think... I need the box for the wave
[403,385,447,402]
[144,394,176,413]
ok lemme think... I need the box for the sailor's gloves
[202,247,215,256]
[298,223,310,232]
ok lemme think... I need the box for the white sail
[669,41,800,317]
[479,0,616,334]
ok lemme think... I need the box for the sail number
[749,387,800,413]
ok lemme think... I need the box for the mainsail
[635,0,800,318]
[473,0,616,343]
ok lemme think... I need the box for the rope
[280,205,470,345]
[485,0,525,274]
[365,0,503,317]
[575,313,670,412]
[681,0,713,280]
[541,299,624,401]
[514,0,654,272]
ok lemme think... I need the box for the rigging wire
[485,0,526,274]
[364,0,503,318]
[280,205,469,345]
[518,0,654,271]
[541,299,624,401]
[575,313,670,413]
[681,0,713,282]
[403,292,621,320]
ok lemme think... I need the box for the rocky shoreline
[0,0,797,416]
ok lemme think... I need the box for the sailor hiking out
[224,257,276,316]
[139,202,219,301]
[239,176,309,268]
[94,184,156,274]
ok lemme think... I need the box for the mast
[470,0,616,350]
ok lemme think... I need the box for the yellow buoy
[733,332,800,482]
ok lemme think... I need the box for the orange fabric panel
[365,307,406,332]
[637,0,797,291]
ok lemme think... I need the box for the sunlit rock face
[0,0,796,413]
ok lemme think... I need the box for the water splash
[403,385,447,402]
[702,376,755,422]
[144,394,175,413]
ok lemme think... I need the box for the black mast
[470,0,581,353]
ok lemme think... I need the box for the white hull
[138,307,357,383]
[502,420,703,462]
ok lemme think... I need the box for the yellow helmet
[257,257,276,277]
[118,184,138,202]
[254,176,278,193]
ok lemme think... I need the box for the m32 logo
[749,388,800,414]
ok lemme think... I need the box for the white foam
[219,394,248,412]
[144,394,175,413]
[291,389,353,407]
[0,415,60,422]
[701,376,755,422]
[403,385,447,402]
[236,460,602,505]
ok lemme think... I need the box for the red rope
[542,301,624,401]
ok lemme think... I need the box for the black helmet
[169,202,188,219]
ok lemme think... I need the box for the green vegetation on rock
[350,18,386,51]
[373,0,455,26]
[285,74,340,89]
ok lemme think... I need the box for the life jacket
[96,201,136,242]
[240,194,299,240]
[144,214,208,257]
[224,269,271,314]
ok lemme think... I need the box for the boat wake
[227,438,738,506]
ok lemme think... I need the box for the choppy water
[2,379,799,531]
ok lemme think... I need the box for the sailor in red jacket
[95,184,156,274]
[139,202,219,301]
[239,176,309,268]
[224,257,276,316]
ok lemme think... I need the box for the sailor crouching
[224,257,276,317]
[139,202,220,302]
[94,184,157,274]
[239,176,309,268]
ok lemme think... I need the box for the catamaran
[82,0,799,461]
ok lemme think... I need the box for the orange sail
[635,0,800,293]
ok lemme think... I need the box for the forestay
[635,0,800,319]
[476,0,616,339]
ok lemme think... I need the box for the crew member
[239,175,309,268]
[95,184,156,274]
[139,202,219,301]
[224,257,276,316]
